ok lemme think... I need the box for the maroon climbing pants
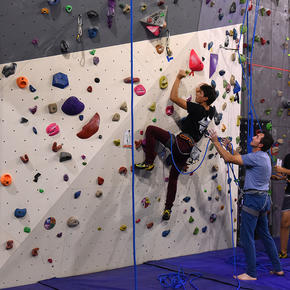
[144,125,192,210]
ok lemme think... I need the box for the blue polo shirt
[242,151,271,191]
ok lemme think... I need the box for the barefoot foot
[270,270,284,276]
[233,273,257,280]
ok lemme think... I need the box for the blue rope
[169,132,210,175]
[129,1,137,289]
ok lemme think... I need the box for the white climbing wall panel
[0,24,242,288]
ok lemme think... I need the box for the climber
[135,69,217,220]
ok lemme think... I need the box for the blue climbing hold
[88,27,99,39]
[29,85,36,92]
[74,191,81,199]
[219,70,225,76]
[233,81,241,94]
[32,127,37,134]
[48,0,60,5]
[208,41,213,50]
[211,80,216,88]
[208,196,212,201]
[233,28,238,40]
[14,208,27,218]
[162,230,170,237]
[202,226,207,233]
[52,72,69,89]
[215,90,219,98]
[183,196,191,203]
[211,173,218,180]
[79,115,84,121]
[190,206,195,213]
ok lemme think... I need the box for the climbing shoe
[135,162,155,171]
[279,251,288,259]
[162,209,171,221]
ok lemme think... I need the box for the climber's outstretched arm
[170,70,187,110]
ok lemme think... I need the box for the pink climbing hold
[134,84,146,96]
[46,123,60,136]
[165,105,174,116]
[146,25,160,36]
[189,49,204,76]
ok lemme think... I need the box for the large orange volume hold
[77,113,100,139]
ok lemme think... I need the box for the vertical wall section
[0,25,242,288]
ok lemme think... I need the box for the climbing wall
[0,24,242,288]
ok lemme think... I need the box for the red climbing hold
[124,77,140,83]
[20,154,29,163]
[32,248,39,256]
[48,258,53,263]
[146,26,160,36]
[146,222,154,229]
[6,240,13,250]
[97,176,104,185]
[136,218,141,223]
[260,98,265,103]
[77,112,100,139]
[119,167,127,175]
[87,86,92,92]
[266,10,271,16]
[260,37,266,45]
[189,49,204,76]
[52,142,63,152]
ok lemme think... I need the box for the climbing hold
[208,196,212,201]
[155,44,164,54]
[20,154,29,163]
[63,174,69,182]
[77,113,100,139]
[266,122,272,131]
[28,85,36,93]
[2,63,17,77]
[218,12,224,21]
[277,108,284,117]
[14,208,27,218]
[210,213,217,223]
[208,153,214,160]
[120,225,127,231]
[211,80,216,88]
[120,102,128,112]
[65,5,72,13]
[152,118,157,123]
[260,98,265,104]
[140,3,147,11]
[88,27,99,39]
[165,105,174,116]
[159,76,168,89]
[190,207,195,213]
[59,40,69,54]
[208,41,213,50]
[134,84,146,96]
[41,8,50,14]
[74,191,81,199]
[119,167,127,175]
[183,196,191,203]
[29,105,37,114]
[219,70,225,76]
[189,49,204,76]
[265,108,272,115]
[67,217,79,227]
[193,227,199,235]
[24,227,31,233]
[231,53,236,62]
[226,84,231,94]
[162,230,170,237]
[146,26,161,36]
[211,173,218,180]
[189,216,194,223]
[31,248,39,257]
[121,4,131,14]
[48,103,57,114]
[229,2,236,13]
[44,217,56,230]
[93,56,100,65]
[217,185,222,192]
[48,0,60,5]
[17,76,28,89]
[95,190,103,198]
[52,142,62,152]
[1,174,12,186]
[277,90,283,97]
[112,113,120,121]
[230,75,235,86]
[222,92,227,99]
[236,115,242,127]
[46,123,60,136]
[59,152,72,162]
[47,258,53,264]
[6,240,13,250]
[220,205,224,210]
[97,176,104,185]
[87,86,92,93]
[236,136,240,144]
[87,10,98,18]
[38,189,44,193]
[141,197,150,208]
[202,226,207,233]
[146,222,154,229]
[222,102,227,111]
[62,96,85,115]
[149,102,156,112]
[209,54,218,78]
[33,173,41,182]
[52,72,69,89]
[124,77,140,83]
[221,124,226,132]
[214,112,223,126]
[113,139,121,146]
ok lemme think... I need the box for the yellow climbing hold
[113,139,121,146]
[236,115,242,126]
[120,225,127,231]
[159,76,168,89]
[217,185,222,192]
[149,102,156,112]
[221,124,226,132]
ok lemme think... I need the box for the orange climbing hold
[1,173,12,186]
[16,76,28,88]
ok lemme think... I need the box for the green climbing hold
[113,139,121,146]
[223,80,228,88]
[266,122,272,131]
[209,143,214,151]
[240,0,246,4]
[82,162,87,166]
[260,7,266,16]
[24,227,31,233]
[240,25,247,34]
[277,108,284,117]
[242,86,246,92]
[236,136,240,144]
[204,189,207,193]
[229,20,232,23]
[90,49,96,55]
[193,227,199,235]
[39,189,44,193]
[159,76,168,89]
[189,216,194,223]
[152,118,157,123]
[239,55,246,64]
[65,5,72,13]
[277,72,283,78]
[222,92,227,99]
[34,96,39,100]
[265,108,272,115]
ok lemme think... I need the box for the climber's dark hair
[200,84,217,106]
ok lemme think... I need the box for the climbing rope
[129,0,137,289]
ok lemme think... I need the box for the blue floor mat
[5,238,290,290]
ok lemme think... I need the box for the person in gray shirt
[209,129,283,281]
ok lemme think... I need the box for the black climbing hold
[94,77,100,83]
[208,153,214,159]
[29,85,36,92]
[60,40,69,54]
[229,2,236,14]
[190,206,195,213]
[56,232,62,238]
[208,196,212,201]
[59,152,72,162]
[20,117,28,123]
[98,135,102,139]
[183,196,191,203]
[33,173,41,182]
[87,10,99,19]
[202,57,205,61]
[2,63,17,78]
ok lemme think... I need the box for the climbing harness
[76,14,83,42]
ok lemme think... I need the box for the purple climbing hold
[63,174,69,182]
[107,0,116,28]
[56,232,62,238]
[206,0,211,4]
[210,213,217,223]
[93,56,100,65]
[29,106,37,114]
[209,54,218,78]
[61,96,85,115]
